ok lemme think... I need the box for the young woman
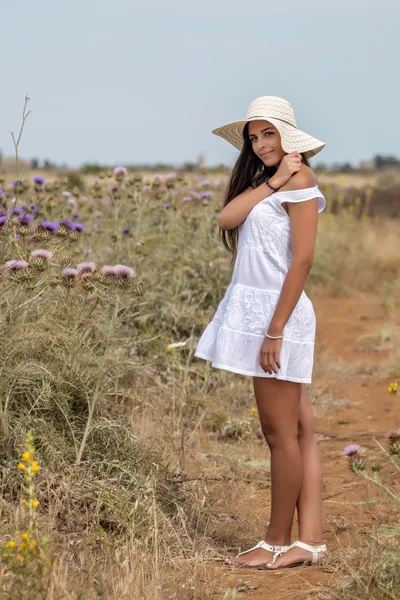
[194,96,327,570]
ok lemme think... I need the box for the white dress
[193,186,326,383]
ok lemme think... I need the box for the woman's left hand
[259,336,283,374]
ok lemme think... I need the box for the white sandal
[225,540,291,566]
[258,540,327,570]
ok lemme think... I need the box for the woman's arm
[218,152,304,231]
[267,169,319,338]
[218,173,283,230]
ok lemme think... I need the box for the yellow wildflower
[29,540,37,548]
[20,498,26,505]
[17,554,24,563]
[52,561,57,568]
[17,463,26,471]
[21,533,29,541]
[249,407,258,416]
[19,543,26,551]
[31,461,40,472]
[32,499,40,508]
[22,452,31,462]
[7,540,15,549]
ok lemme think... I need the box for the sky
[1,0,399,169]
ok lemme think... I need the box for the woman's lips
[261,151,273,158]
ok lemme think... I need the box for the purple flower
[33,176,45,185]
[114,264,135,278]
[200,191,213,199]
[122,227,131,234]
[0,215,8,227]
[59,219,75,231]
[5,259,30,271]
[63,267,80,278]
[19,214,34,226]
[162,202,171,209]
[62,191,72,198]
[73,222,87,232]
[136,241,143,248]
[76,261,96,274]
[101,265,118,277]
[38,220,59,232]
[343,444,360,457]
[182,197,191,203]
[30,249,53,261]
[210,213,216,220]
[12,180,23,188]
[10,206,24,217]
[256,426,264,439]
[28,203,38,212]
[72,212,80,219]
[0,189,4,197]
[114,166,127,178]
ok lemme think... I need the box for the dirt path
[202,292,399,599]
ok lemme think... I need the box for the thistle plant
[343,434,400,505]
[1,431,55,599]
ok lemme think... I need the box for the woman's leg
[266,383,324,568]
[228,377,302,567]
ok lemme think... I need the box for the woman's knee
[261,421,298,449]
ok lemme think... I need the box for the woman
[194,96,327,570]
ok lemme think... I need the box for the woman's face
[248,120,286,167]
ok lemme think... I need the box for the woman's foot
[259,540,327,570]
[225,540,290,568]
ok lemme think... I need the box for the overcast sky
[1,1,399,169]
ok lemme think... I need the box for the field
[0,138,399,598]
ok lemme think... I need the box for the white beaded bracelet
[265,333,284,340]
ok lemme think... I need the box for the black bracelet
[265,177,280,192]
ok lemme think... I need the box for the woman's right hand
[270,152,302,189]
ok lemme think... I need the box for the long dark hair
[219,122,310,264]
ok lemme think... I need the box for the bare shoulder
[279,164,318,192]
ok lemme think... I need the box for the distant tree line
[26,153,400,174]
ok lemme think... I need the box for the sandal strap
[237,540,291,557]
[291,540,327,562]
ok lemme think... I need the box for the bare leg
[265,383,324,568]
[227,377,302,567]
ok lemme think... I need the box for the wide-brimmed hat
[212,95,326,159]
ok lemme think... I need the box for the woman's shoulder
[279,165,318,193]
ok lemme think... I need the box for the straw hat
[212,96,326,159]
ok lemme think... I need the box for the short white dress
[193,186,326,383]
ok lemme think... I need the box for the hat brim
[212,117,325,159]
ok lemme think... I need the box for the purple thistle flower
[210,212,216,220]
[0,189,4,197]
[63,267,80,278]
[142,185,150,192]
[76,261,96,274]
[30,249,53,261]
[162,202,171,209]
[62,191,72,199]
[135,241,142,248]
[33,176,45,185]
[101,265,118,277]
[256,426,264,439]
[122,227,131,234]
[200,191,213,199]
[73,222,87,232]
[10,206,24,217]
[114,264,135,278]
[72,212,80,219]
[37,220,59,232]
[19,214,34,226]
[5,259,30,271]
[114,166,127,178]
[0,215,8,227]
[28,203,38,212]
[343,444,360,457]
[59,218,75,231]
[12,180,23,188]
[182,197,192,203]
